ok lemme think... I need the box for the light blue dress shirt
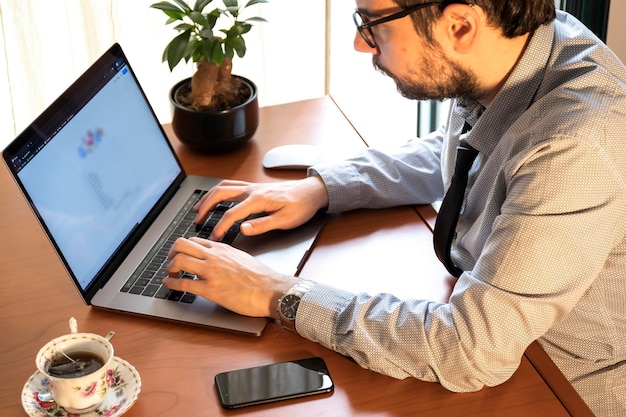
[302,11,626,416]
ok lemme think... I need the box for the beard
[373,45,482,102]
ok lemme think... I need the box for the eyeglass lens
[353,11,376,48]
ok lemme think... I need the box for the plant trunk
[191,60,218,109]
[191,57,233,110]
[219,56,232,84]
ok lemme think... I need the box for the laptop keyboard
[120,190,242,303]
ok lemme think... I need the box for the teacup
[35,332,114,413]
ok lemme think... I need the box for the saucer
[22,356,141,417]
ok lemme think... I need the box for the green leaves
[150,1,186,20]
[245,0,268,7]
[163,30,191,70]
[150,0,267,70]
[193,0,214,12]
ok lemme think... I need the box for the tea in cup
[35,332,114,413]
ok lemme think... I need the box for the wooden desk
[0,97,593,416]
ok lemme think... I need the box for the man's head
[354,0,556,104]
[397,0,556,43]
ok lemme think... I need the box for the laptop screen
[3,44,182,293]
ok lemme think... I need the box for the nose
[353,31,379,54]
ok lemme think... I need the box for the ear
[439,3,478,54]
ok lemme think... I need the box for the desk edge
[525,342,596,417]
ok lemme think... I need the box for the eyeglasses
[353,2,443,48]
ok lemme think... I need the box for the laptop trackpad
[233,212,326,276]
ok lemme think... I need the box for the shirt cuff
[295,282,355,348]
[308,163,364,213]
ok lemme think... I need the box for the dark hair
[395,0,556,42]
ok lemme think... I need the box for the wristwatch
[277,280,315,332]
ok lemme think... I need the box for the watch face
[280,294,300,319]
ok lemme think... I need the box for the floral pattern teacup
[35,332,114,414]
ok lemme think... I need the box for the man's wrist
[302,175,329,210]
[268,277,300,320]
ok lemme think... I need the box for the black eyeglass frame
[353,1,467,48]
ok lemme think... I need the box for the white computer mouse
[262,144,331,170]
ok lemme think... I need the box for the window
[328,0,418,150]
[558,0,611,41]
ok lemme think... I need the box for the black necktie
[433,127,478,277]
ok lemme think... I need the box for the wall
[607,1,626,62]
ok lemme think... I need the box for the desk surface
[0,97,594,416]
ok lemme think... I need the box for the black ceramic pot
[169,75,259,153]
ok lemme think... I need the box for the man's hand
[163,237,299,319]
[194,176,329,240]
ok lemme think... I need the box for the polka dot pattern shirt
[304,11,626,417]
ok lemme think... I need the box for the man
[163,1,626,415]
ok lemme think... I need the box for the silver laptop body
[2,44,324,335]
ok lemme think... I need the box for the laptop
[2,43,325,336]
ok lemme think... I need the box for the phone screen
[214,357,334,409]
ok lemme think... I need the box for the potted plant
[151,0,268,153]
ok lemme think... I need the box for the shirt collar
[455,18,556,154]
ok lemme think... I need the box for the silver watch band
[277,279,316,332]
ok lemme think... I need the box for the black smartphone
[214,357,334,409]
